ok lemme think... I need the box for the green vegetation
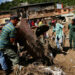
[0,0,75,11]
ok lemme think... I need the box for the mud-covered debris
[13,63,65,75]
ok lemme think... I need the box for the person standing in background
[52,19,64,51]
[69,19,75,50]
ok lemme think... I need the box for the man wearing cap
[0,16,20,72]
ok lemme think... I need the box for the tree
[0,0,75,11]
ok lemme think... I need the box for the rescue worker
[0,16,20,72]
[69,18,75,49]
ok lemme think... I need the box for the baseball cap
[10,16,20,21]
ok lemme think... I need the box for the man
[52,20,64,51]
[0,16,20,72]
[69,19,75,49]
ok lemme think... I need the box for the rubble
[13,63,66,75]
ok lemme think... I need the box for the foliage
[0,0,75,11]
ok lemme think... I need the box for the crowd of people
[28,17,75,50]
[0,16,75,75]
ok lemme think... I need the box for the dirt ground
[0,22,75,75]
[48,22,75,75]
[0,49,75,75]
[54,49,75,75]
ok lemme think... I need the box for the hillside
[0,0,75,11]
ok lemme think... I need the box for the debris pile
[13,63,66,75]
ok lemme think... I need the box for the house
[11,2,75,22]
[0,11,11,25]
[55,8,74,15]
[11,2,57,19]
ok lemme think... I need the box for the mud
[0,22,75,75]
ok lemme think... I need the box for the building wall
[55,9,70,15]
[27,4,55,19]
[0,14,10,24]
[61,9,69,14]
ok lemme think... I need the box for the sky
[0,0,12,4]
